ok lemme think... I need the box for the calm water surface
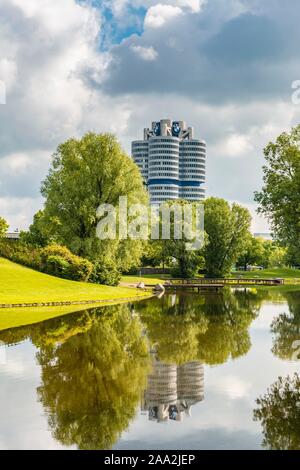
[0,288,300,450]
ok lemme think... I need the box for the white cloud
[242,203,270,233]
[0,153,32,173]
[0,0,105,148]
[177,0,204,12]
[131,44,158,60]
[0,58,17,92]
[0,196,43,230]
[0,0,113,231]
[109,0,205,16]
[10,0,100,35]
[222,134,253,158]
[144,4,183,28]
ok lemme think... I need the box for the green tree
[41,132,148,277]
[255,125,300,264]
[203,198,251,278]
[259,239,274,267]
[141,240,171,268]
[236,235,265,270]
[158,200,205,278]
[167,238,204,278]
[0,307,99,348]
[0,217,8,238]
[268,245,287,268]
[254,374,300,450]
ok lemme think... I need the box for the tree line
[0,125,299,283]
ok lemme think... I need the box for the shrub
[0,241,41,270]
[90,261,121,286]
[40,244,93,281]
[45,254,71,278]
[0,241,93,282]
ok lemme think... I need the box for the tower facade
[132,119,206,204]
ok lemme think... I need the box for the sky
[0,0,300,232]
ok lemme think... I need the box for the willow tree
[41,132,148,276]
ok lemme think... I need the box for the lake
[0,287,300,450]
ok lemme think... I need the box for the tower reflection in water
[142,360,204,423]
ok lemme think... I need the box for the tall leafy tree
[203,197,251,277]
[157,199,205,278]
[255,125,300,264]
[41,132,148,273]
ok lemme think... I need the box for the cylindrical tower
[148,136,179,204]
[131,140,149,183]
[132,119,206,203]
[179,140,206,200]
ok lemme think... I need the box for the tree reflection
[254,374,300,450]
[197,289,261,364]
[138,294,208,364]
[139,288,262,365]
[36,305,151,450]
[0,308,99,347]
[271,291,300,361]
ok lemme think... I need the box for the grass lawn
[0,257,152,329]
[233,268,300,284]
[121,274,167,285]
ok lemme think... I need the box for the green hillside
[0,257,151,330]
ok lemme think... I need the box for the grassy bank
[233,268,300,285]
[0,257,151,329]
[121,274,168,285]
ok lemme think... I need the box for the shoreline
[0,292,154,332]
[0,291,152,309]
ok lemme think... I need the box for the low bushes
[40,245,93,281]
[0,241,123,286]
[0,241,41,270]
[0,241,93,282]
[90,261,121,287]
